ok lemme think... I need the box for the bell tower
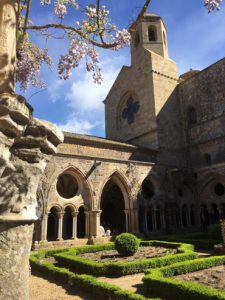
[104,13,179,151]
[131,13,169,65]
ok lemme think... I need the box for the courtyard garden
[29,230,225,299]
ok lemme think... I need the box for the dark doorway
[101,180,126,234]
[190,204,195,226]
[47,207,58,241]
[77,206,85,238]
[63,207,73,240]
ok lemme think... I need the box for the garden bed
[53,241,196,277]
[143,255,225,300]
[78,246,176,263]
[176,265,225,291]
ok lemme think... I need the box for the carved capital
[0,94,64,223]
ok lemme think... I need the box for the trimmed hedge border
[53,241,197,277]
[30,251,159,300]
[143,255,225,300]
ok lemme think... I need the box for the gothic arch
[99,170,131,210]
[54,166,94,210]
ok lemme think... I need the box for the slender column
[152,209,157,231]
[90,210,102,237]
[124,210,129,232]
[130,209,139,234]
[57,212,64,241]
[41,214,48,242]
[144,210,148,233]
[84,211,90,237]
[72,212,78,239]
[161,209,166,230]
[186,207,191,227]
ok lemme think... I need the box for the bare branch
[24,23,118,49]
[129,0,152,32]
[23,0,31,37]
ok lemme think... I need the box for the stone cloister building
[34,13,225,248]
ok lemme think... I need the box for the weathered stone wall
[178,58,225,168]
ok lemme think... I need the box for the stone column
[186,206,191,227]
[124,209,129,232]
[89,210,101,237]
[0,2,64,299]
[130,209,139,234]
[72,212,78,239]
[57,212,64,241]
[161,209,166,230]
[84,211,90,237]
[41,214,48,242]
[152,209,157,231]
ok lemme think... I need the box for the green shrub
[30,252,159,300]
[208,224,222,240]
[143,255,225,300]
[115,233,139,256]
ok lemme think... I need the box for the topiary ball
[115,233,139,256]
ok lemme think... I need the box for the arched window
[163,31,167,47]
[148,26,157,42]
[142,179,154,199]
[186,106,197,126]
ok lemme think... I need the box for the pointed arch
[55,166,95,210]
[99,170,131,210]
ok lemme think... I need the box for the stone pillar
[89,210,101,237]
[0,223,34,300]
[0,0,18,93]
[57,212,64,241]
[161,209,166,230]
[130,209,139,234]
[152,209,157,231]
[41,214,48,242]
[124,209,129,232]
[72,212,78,239]
[0,2,64,299]
[84,211,90,237]
[186,207,191,227]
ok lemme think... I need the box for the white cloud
[65,55,125,111]
[58,116,100,134]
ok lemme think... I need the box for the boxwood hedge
[143,255,225,300]
[30,251,159,300]
[53,240,196,277]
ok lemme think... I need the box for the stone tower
[104,13,180,155]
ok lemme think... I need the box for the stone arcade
[34,13,225,248]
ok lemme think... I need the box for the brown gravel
[29,274,95,300]
[176,265,225,291]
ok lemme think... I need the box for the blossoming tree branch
[17,0,223,91]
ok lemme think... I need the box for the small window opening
[148,26,157,42]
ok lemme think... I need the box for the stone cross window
[122,97,140,125]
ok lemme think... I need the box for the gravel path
[97,273,145,294]
[29,275,94,300]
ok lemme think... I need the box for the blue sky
[19,0,225,137]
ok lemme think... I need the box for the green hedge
[143,255,225,300]
[30,252,158,300]
[53,241,197,277]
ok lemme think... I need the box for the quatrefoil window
[122,97,140,125]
